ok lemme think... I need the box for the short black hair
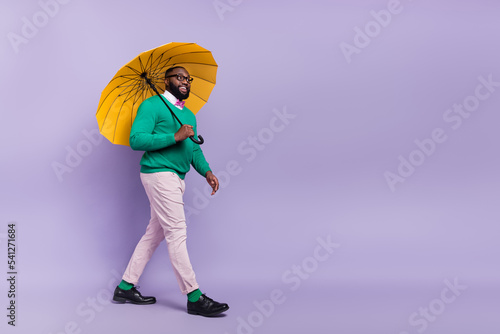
[165,66,187,79]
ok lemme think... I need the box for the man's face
[165,68,191,101]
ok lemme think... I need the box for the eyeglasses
[166,74,194,83]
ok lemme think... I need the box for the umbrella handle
[190,134,204,144]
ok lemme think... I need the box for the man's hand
[205,171,219,195]
[174,124,194,142]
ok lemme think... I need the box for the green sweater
[129,95,211,179]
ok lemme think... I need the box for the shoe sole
[112,296,156,305]
[187,306,229,317]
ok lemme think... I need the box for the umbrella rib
[97,79,140,117]
[99,81,141,133]
[121,80,145,102]
[159,52,215,68]
[100,75,144,123]
[131,82,149,114]
[114,82,144,90]
[154,43,196,61]
[99,78,140,133]
[114,74,145,80]
[173,61,218,67]
[165,50,213,60]
[142,82,150,107]
[124,81,151,128]
[188,73,217,84]
[150,52,169,80]
[137,57,146,75]
[104,73,139,87]
[153,50,215,74]
[143,49,156,75]
[166,52,215,67]
[189,90,208,103]
[97,77,142,116]
[111,79,146,91]
[126,65,143,76]
[153,54,176,76]
[111,79,144,141]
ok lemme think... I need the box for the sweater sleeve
[191,122,211,177]
[129,99,177,151]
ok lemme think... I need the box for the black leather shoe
[187,294,229,317]
[112,286,156,305]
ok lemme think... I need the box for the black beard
[169,81,190,100]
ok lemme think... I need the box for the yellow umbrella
[96,42,218,146]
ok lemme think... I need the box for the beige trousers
[122,172,199,295]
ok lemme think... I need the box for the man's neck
[162,90,184,110]
[163,89,180,101]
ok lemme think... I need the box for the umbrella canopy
[96,42,218,146]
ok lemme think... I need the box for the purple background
[1,1,499,333]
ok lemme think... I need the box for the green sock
[187,289,202,302]
[118,280,134,291]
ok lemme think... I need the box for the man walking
[112,66,229,317]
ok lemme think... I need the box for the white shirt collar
[162,90,184,110]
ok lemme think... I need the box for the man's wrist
[205,170,213,177]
